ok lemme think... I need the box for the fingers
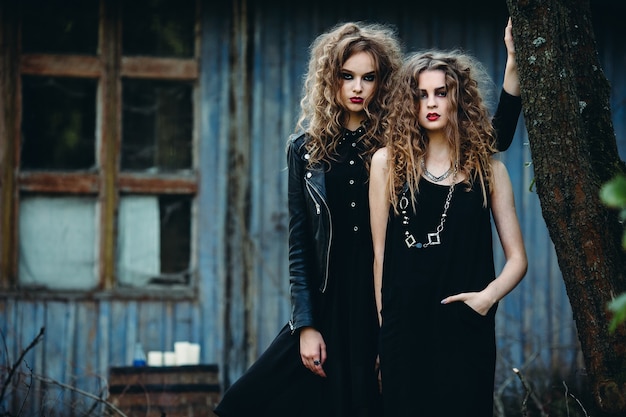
[441,293,462,304]
[302,355,327,377]
[441,292,491,315]
[299,328,327,377]
[504,19,515,54]
[441,292,470,305]
[320,343,327,364]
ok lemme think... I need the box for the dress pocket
[457,301,497,330]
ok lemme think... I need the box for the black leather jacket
[287,132,330,333]
[285,90,521,335]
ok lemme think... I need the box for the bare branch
[0,327,45,405]
[30,373,128,417]
[512,367,549,417]
[562,381,590,417]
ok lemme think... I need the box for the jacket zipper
[305,179,332,293]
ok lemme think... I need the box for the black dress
[380,178,497,417]
[214,125,381,417]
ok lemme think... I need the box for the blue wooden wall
[1,1,624,415]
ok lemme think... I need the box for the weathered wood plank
[121,57,198,80]
[99,0,122,290]
[118,174,197,194]
[72,302,103,413]
[0,0,20,288]
[18,172,100,194]
[20,54,101,78]
[197,0,231,374]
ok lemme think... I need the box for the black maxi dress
[214,125,381,417]
[380,177,498,417]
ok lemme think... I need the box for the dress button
[349,160,355,165]
[306,172,312,178]
[349,179,355,185]
[351,142,356,147]
[353,226,359,232]
[304,153,310,160]
[350,202,356,208]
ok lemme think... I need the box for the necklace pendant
[404,234,417,248]
[426,232,441,246]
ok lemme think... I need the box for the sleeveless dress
[214,126,381,417]
[380,177,497,417]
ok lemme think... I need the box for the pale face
[338,51,377,128]
[417,69,450,135]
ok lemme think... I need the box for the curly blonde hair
[384,50,497,213]
[295,22,403,167]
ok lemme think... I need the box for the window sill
[0,287,199,301]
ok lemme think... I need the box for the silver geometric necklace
[420,158,453,182]
[400,164,457,249]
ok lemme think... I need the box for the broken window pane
[121,79,193,172]
[22,0,98,55]
[122,0,195,58]
[19,195,98,290]
[21,76,97,171]
[117,195,191,286]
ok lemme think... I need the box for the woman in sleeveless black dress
[369,47,527,417]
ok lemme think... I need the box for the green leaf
[608,293,626,332]
[600,175,626,208]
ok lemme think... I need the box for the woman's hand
[299,327,327,377]
[440,291,495,316]
[503,17,520,96]
[504,17,515,55]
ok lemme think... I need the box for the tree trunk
[506,0,626,414]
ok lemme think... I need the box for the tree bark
[506,0,626,414]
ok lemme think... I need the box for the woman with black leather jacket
[214,20,520,417]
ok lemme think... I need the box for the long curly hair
[384,50,497,213]
[295,22,403,168]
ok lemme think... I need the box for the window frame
[0,0,201,298]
